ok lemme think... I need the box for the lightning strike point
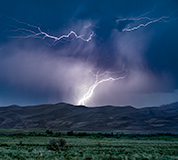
[77,70,127,106]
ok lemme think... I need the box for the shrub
[17,141,24,146]
[76,132,89,137]
[59,139,66,147]
[46,130,53,135]
[67,131,74,136]
[47,139,66,151]
[0,143,8,147]
[54,132,62,137]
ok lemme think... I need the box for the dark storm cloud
[0,0,178,107]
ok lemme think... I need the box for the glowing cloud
[78,70,127,105]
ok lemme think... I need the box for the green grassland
[0,130,178,160]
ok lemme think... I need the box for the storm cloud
[0,0,177,107]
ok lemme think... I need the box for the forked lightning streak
[78,71,126,106]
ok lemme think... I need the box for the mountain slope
[0,102,178,131]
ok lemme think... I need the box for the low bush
[47,139,66,151]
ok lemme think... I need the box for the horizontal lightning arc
[116,8,178,32]
[4,17,94,45]
[122,16,169,32]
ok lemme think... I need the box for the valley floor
[0,130,178,160]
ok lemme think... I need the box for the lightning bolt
[122,16,169,32]
[117,11,177,32]
[3,17,94,45]
[77,70,127,106]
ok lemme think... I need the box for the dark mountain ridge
[0,102,178,132]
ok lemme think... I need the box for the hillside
[0,102,178,132]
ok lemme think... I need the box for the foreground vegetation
[0,130,178,160]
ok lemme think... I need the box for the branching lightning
[3,17,94,45]
[123,16,169,32]
[77,70,127,106]
[117,11,177,32]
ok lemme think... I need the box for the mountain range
[0,102,178,132]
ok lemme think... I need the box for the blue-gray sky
[0,0,178,107]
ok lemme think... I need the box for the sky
[0,0,178,107]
